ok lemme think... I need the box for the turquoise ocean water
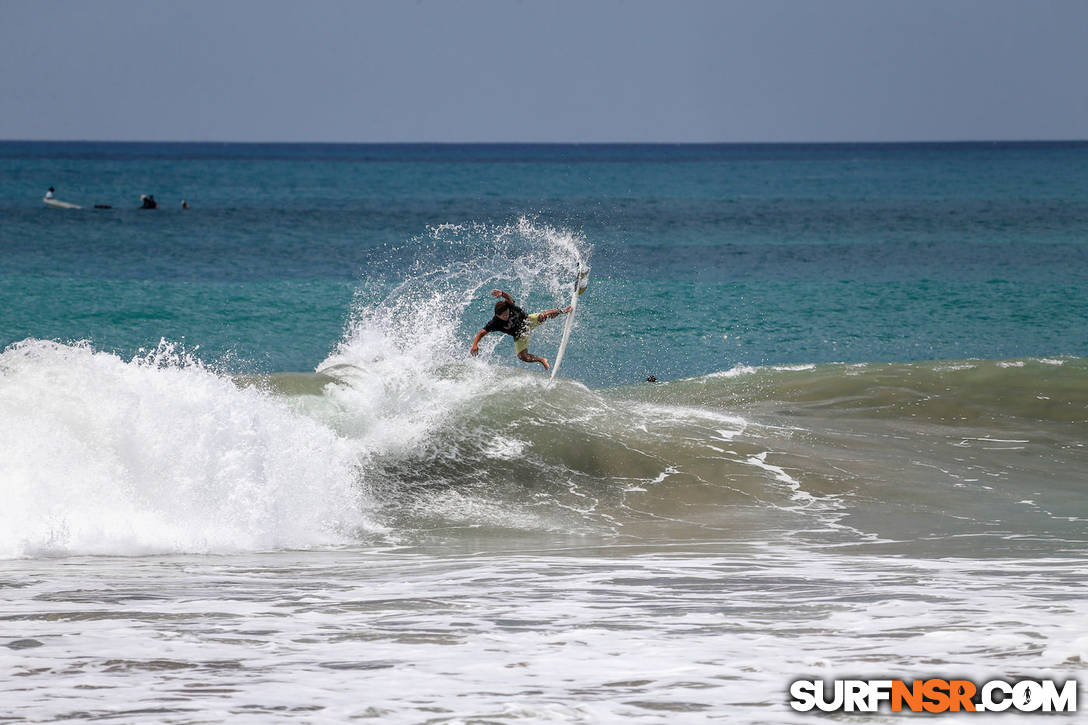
[4,142,1088,383]
[2,143,1086,722]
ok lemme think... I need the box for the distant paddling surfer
[471,289,571,370]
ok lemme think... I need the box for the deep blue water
[3,142,1087,386]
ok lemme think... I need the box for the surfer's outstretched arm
[470,329,488,357]
[491,289,515,304]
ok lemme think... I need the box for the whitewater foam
[0,340,375,558]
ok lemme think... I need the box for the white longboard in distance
[549,266,589,380]
[43,197,81,209]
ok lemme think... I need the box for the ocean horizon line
[3,138,1087,147]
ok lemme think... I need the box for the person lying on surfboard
[470,289,571,370]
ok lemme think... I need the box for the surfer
[470,289,571,370]
[139,194,158,210]
[45,187,55,200]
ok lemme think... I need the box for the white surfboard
[549,266,589,380]
[44,197,81,210]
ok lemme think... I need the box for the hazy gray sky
[2,0,1086,142]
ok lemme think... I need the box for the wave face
[300,356,1086,556]
[0,340,374,558]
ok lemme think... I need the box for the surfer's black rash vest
[484,305,529,338]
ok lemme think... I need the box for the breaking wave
[3,219,1084,558]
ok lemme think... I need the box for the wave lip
[0,340,376,559]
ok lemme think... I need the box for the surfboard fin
[576,266,590,295]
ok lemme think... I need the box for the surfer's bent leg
[514,329,549,370]
[517,350,549,370]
